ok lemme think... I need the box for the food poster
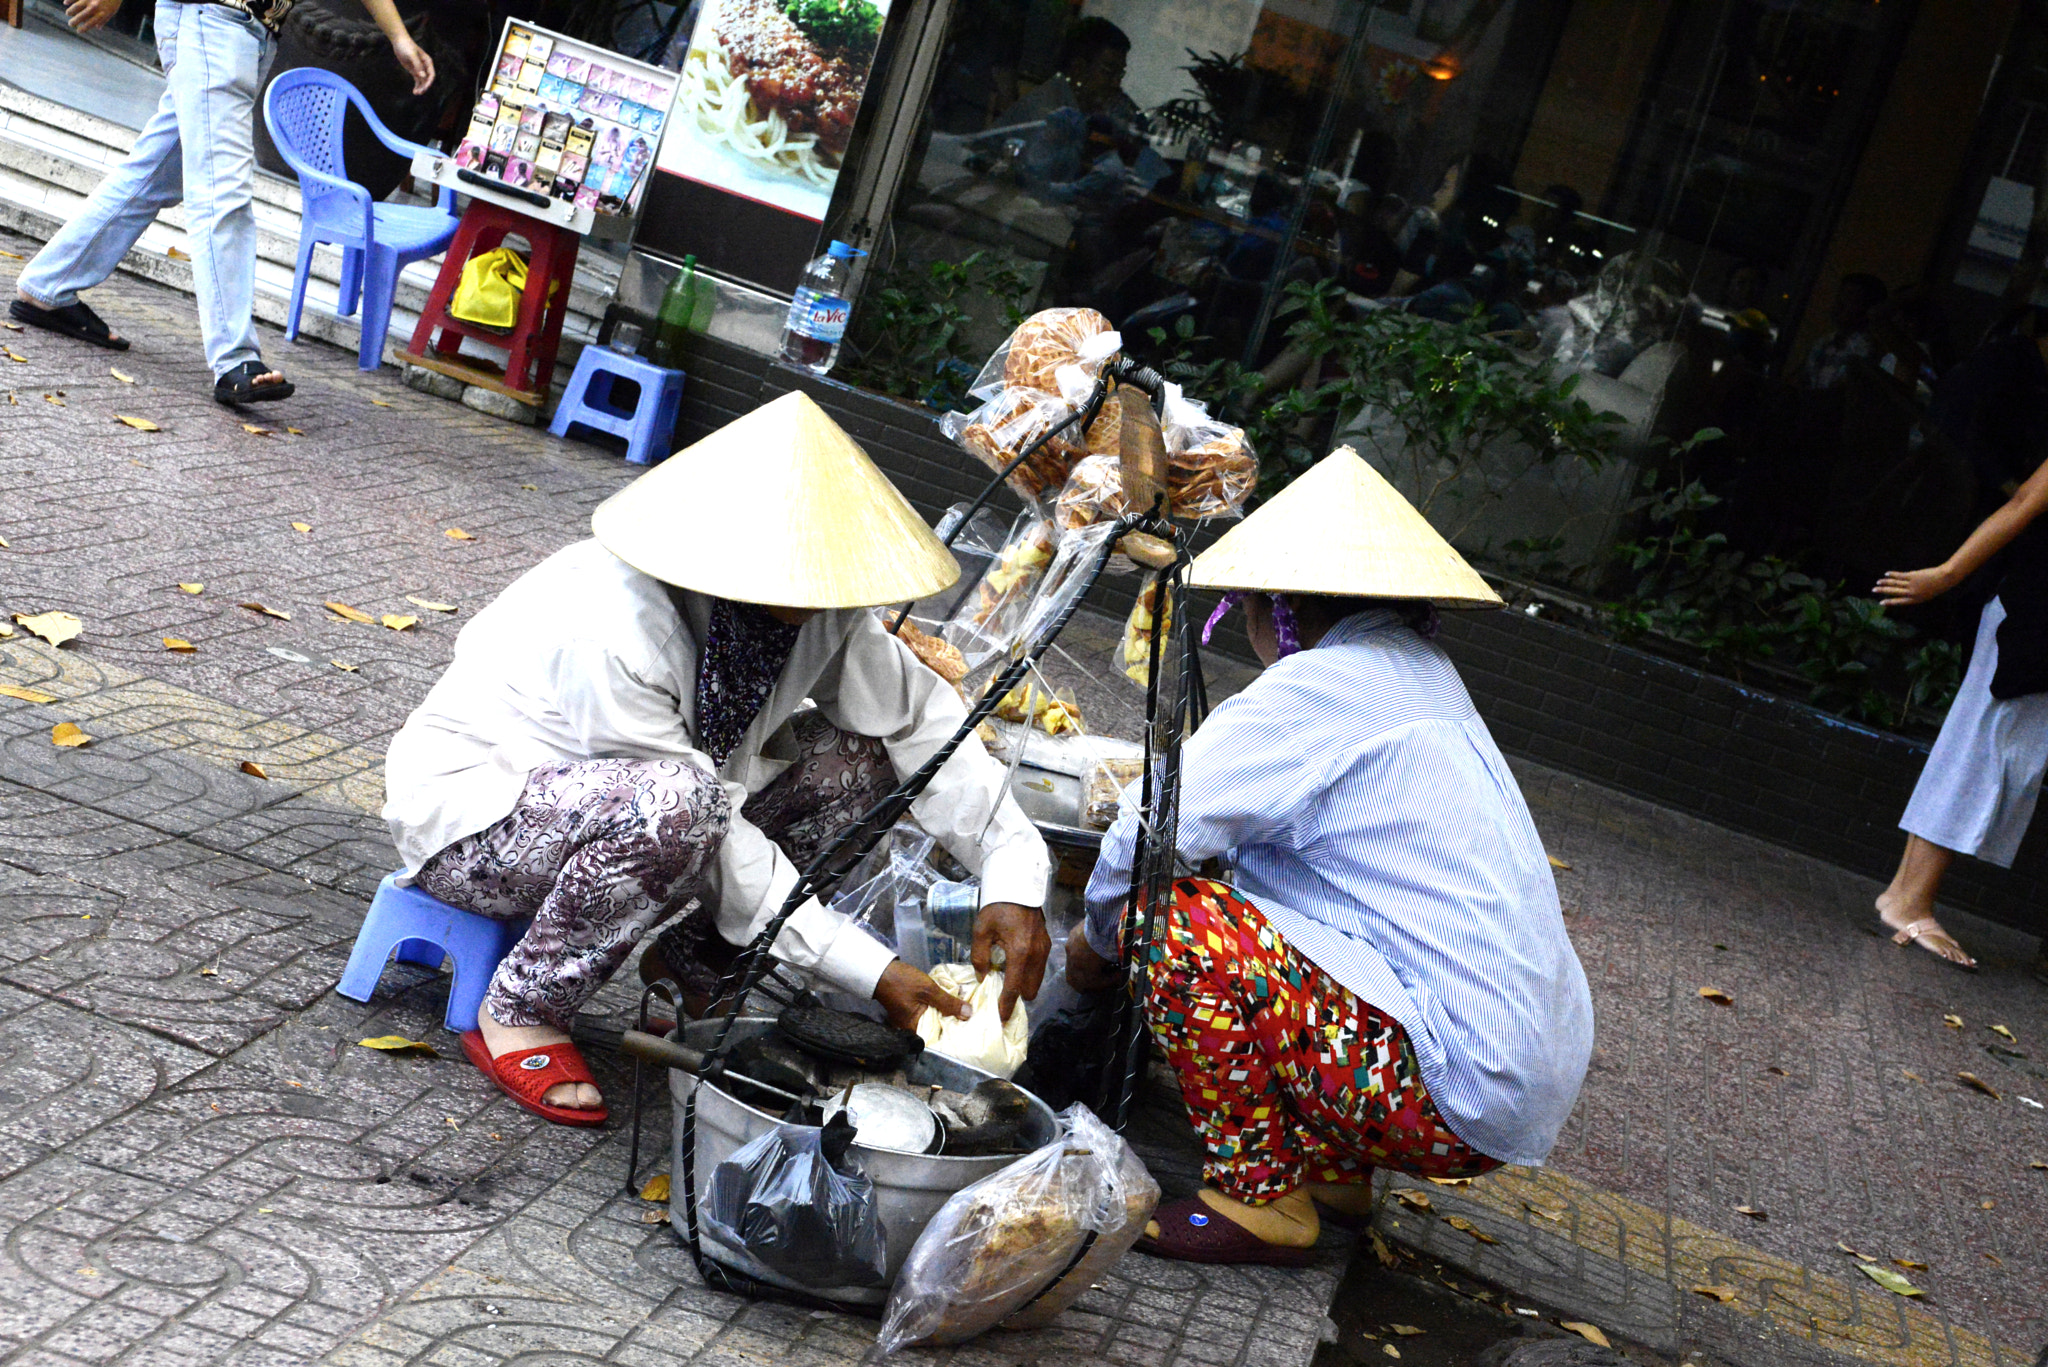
[655,0,889,222]
[452,23,679,221]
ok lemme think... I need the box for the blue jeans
[17,2,272,378]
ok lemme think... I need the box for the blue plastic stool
[337,872,531,1033]
[548,347,685,465]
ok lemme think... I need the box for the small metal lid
[819,1083,941,1155]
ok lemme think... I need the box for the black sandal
[9,298,129,351]
[213,359,294,406]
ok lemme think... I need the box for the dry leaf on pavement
[1892,1257,1928,1270]
[444,527,476,541]
[3,347,24,363]
[161,638,195,652]
[1389,1325,1424,1337]
[242,424,273,437]
[1547,854,1571,871]
[1424,1176,1472,1187]
[13,611,82,647]
[110,367,135,383]
[357,1036,439,1057]
[1859,1264,1922,1297]
[178,583,203,594]
[115,415,160,430]
[291,521,311,532]
[639,1174,672,1203]
[324,601,375,624]
[1836,1242,1870,1258]
[1734,1205,1766,1219]
[1979,1199,1995,1210]
[0,249,23,260]
[1443,1215,1497,1244]
[405,596,457,612]
[1902,1069,1923,1082]
[238,602,290,620]
[166,245,190,260]
[370,398,393,406]
[0,685,58,703]
[1381,1347,1399,1360]
[1393,1189,1432,1212]
[0,535,8,547]
[240,761,268,779]
[42,392,63,405]
[1369,1228,1398,1268]
[50,722,90,748]
[1943,1014,1963,1029]
[2031,1160,2047,1170]
[1698,987,1734,1005]
[1692,1285,1740,1303]
[332,660,358,672]
[380,614,418,631]
[1989,1024,2017,1043]
[1523,1202,1566,1222]
[1560,1323,1610,1348]
[1957,1072,2001,1100]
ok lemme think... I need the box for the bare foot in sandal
[12,292,127,349]
[1875,835,1976,970]
[478,1009,603,1111]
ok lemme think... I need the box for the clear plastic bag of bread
[1081,757,1145,830]
[1053,453,1129,533]
[1119,579,1174,687]
[1161,382,1257,520]
[1015,519,1119,647]
[970,307,1122,404]
[942,387,1087,503]
[877,1103,1159,1351]
[947,514,1057,669]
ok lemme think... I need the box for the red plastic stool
[399,198,579,405]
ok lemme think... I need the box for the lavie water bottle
[779,240,864,375]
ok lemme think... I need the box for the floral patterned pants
[415,713,894,1030]
[1147,878,1500,1204]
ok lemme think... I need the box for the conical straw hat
[591,391,961,608]
[1188,447,1502,608]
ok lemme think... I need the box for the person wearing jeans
[9,0,432,404]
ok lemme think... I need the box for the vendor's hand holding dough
[1064,918,1121,993]
[974,901,1050,1019]
[874,959,972,1032]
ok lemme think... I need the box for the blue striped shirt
[1085,610,1593,1165]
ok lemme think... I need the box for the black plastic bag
[701,1114,889,1288]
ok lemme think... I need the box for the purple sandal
[1135,1196,1318,1267]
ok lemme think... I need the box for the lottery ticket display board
[415,21,681,238]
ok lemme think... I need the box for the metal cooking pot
[667,1017,1057,1305]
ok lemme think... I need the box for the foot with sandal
[461,1007,607,1128]
[1872,833,1978,971]
[1137,1181,1378,1267]
[15,290,294,405]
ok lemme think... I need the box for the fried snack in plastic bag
[701,1115,889,1289]
[971,307,1121,402]
[895,618,968,695]
[1120,580,1174,687]
[1054,454,1129,532]
[1084,386,1124,458]
[878,1105,1159,1351]
[952,517,1056,667]
[1162,384,1257,520]
[1081,757,1145,830]
[915,963,1028,1078]
[944,389,1086,502]
[994,679,1086,736]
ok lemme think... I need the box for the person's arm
[64,0,120,33]
[1874,454,2048,606]
[359,0,435,94]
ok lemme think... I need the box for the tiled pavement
[2,225,2047,1366]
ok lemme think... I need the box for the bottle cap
[826,240,867,260]
[683,253,697,267]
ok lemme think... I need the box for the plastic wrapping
[944,388,1087,502]
[994,677,1086,736]
[832,826,942,969]
[877,1104,1160,1351]
[949,516,1058,669]
[1015,519,1119,647]
[915,963,1029,1078]
[1054,453,1129,533]
[1119,580,1174,687]
[701,1117,889,1289]
[895,618,968,697]
[1083,386,1125,458]
[971,307,1121,403]
[1161,384,1256,520]
[1081,757,1144,830]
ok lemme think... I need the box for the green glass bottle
[646,254,707,368]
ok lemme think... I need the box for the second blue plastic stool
[337,872,531,1033]
[548,347,684,466]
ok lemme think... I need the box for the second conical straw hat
[591,391,961,609]
[1188,446,1502,608]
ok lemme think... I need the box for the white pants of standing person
[16,1,272,379]
[1901,596,2048,868]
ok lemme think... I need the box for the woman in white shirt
[383,395,1052,1126]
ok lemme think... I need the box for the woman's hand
[973,901,1050,1019]
[872,959,970,1032]
[1064,919,1123,993]
[390,33,436,94]
[1873,565,1958,609]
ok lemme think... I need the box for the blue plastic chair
[548,346,685,465]
[263,69,458,371]
[336,872,532,1033]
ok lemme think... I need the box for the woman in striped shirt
[1068,449,1593,1266]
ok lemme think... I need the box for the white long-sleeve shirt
[383,539,1050,999]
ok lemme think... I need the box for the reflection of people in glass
[1797,272,1886,391]
[1000,17,1140,129]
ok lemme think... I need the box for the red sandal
[1135,1196,1318,1267]
[460,1030,609,1127]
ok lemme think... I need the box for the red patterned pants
[1146,878,1500,1204]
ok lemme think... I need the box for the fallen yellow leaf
[1560,1323,1610,1348]
[51,722,91,748]
[198,964,217,977]
[1393,1189,1432,1212]
[1985,1252,2003,1266]
[115,415,160,431]
[0,249,22,260]
[242,424,273,437]
[1381,1347,1399,1360]
[639,1173,672,1203]
[1547,854,1571,871]
[1859,1263,1922,1297]
[519,483,537,490]
[1692,1285,1739,1303]
[1698,987,1734,1005]
[0,685,57,703]
[238,602,290,620]
[4,347,26,363]
[444,527,476,541]
[358,1035,439,1057]
[1733,1205,1766,1220]
[1979,1199,1995,1210]
[240,761,268,779]
[381,614,419,631]
[331,660,358,672]
[2032,1160,2047,1170]
[162,637,196,653]
[1368,1228,1398,1269]
[42,393,63,406]
[110,367,135,383]
[324,601,375,624]
[285,426,305,436]
[178,583,203,595]
[166,245,190,260]
[405,596,458,613]
[1836,1241,1869,1258]
[1523,1202,1566,1222]
[1443,1215,1496,1244]
[370,397,393,407]
[1892,1257,1928,1271]
[1389,1325,1424,1337]
[1423,1176,1472,1188]
[13,611,82,647]
[290,521,311,532]
[1944,1014,1964,1029]
[0,535,8,547]
[1902,1069,1923,1082]
[1958,1072,2001,1100]
[1990,1024,2017,1043]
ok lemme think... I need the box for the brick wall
[669,333,2047,939]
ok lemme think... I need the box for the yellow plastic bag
[449,247,527,329]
